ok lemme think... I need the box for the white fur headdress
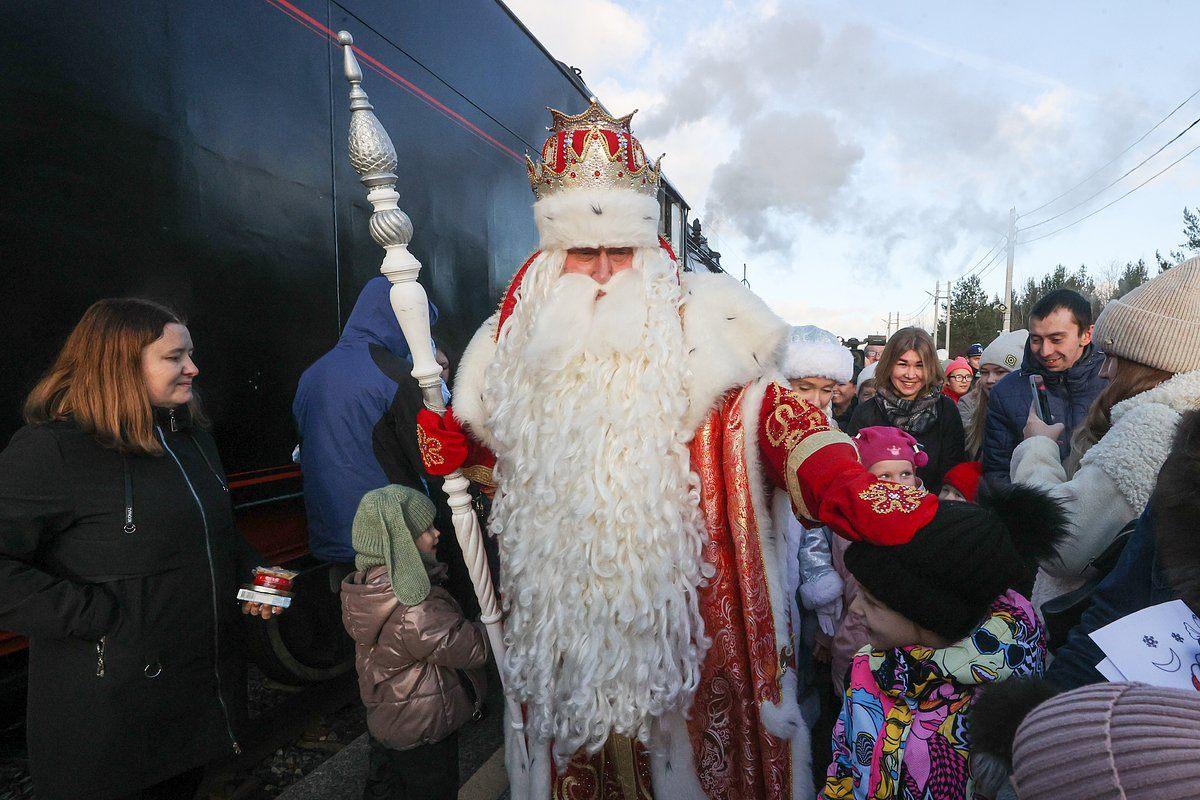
[779,325,853,383]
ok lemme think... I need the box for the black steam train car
[0,0,692,701]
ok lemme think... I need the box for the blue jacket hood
[292,277,440,562]
[339,276,439,358]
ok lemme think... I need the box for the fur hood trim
[534,189,660,251]
[452,272,788,445]
[452,314,500,452]
[1153,409,1200,612]
[681,272,789,434]
[1080,369,1200,511]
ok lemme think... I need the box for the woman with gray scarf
[845,327,966,493]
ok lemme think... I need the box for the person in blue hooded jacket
[982,289,1106,484]
[292,277,447,566]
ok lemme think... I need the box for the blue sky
[506,0,1200,338]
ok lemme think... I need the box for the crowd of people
[1,97,1199,800]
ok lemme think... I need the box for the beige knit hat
[1012,682,1200,799]
[1094,255,1200,373]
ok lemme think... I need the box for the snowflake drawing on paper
[1173,632,1185,643]
[1143,635,1158,648]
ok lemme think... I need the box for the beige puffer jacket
[341,564,488,750]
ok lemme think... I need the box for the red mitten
[416,407,470,476]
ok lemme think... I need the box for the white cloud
[503,0,651,80]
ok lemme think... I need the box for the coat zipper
[156,426,242,755]
[96,636,106,677]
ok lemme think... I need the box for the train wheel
[244,559,355,685]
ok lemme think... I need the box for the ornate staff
[337,31,532,778]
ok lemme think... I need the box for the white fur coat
[455,270,815,799]
[1013,368,1200,605]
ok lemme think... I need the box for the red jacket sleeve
[758,382,935,546]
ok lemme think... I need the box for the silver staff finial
[339,29,411,256]
[340,30,398,191]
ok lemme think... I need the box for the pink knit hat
[852,426,929,469]
[1012,683,1200,799]
[945,356,973,377]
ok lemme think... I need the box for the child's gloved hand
[816,598,844,638]
[416,407,470,476]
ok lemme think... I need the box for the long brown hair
[963,381,989,457]
[876,327,940,398]
[1065,355,1172,474]
[24,298,205,455]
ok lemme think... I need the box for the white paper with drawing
[1090,600,1200,691]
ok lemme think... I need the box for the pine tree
[1113,259,1149,300]
[941,275,1003,355]
[1155,206,1200,270]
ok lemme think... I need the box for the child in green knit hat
[341,485,488,800]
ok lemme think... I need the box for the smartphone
[1029,375,1053,423]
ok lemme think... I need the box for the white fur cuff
[534,189,661,250]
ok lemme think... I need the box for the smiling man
[415,101,817,799]
[981,289,1107,483]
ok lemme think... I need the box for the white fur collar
[1111,368,1200,421]
[1079,369,1200,512]
[679,272,790,433]
[452,271,788,447]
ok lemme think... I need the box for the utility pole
[1003,206,1016,332]
[932,281,941,349]
[881,312,892,337]
[946,279,953,355]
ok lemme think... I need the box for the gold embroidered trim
[461,464,495,487]
[783,429,853,521]
[857,482,925,515]
[416,425,444,467]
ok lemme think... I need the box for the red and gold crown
[526,99,662,201]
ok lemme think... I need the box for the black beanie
[845,481,1068,642]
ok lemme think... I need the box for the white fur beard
[484,249,713,763]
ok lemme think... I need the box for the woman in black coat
[845,327,966,492]
[0,298,276,799]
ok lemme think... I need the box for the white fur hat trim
[779,325,853,383]
[534,188,661,251]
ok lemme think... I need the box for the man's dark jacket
[981,342,1106,482]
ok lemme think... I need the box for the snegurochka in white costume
[416,101,935,800]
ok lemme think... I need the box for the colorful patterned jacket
[822,590,1045,800]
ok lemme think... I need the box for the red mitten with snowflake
[416,407,498,496]
[416,407,471,476]
[758,382,935,545]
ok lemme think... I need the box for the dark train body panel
[0,0,689,670]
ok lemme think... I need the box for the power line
[904,296,932,323]
[974,247,1012,281]
[1019,85,1200,220]
[958,237,1007,281]
[1018,140,1200,246]
[1020,112,1200,232]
